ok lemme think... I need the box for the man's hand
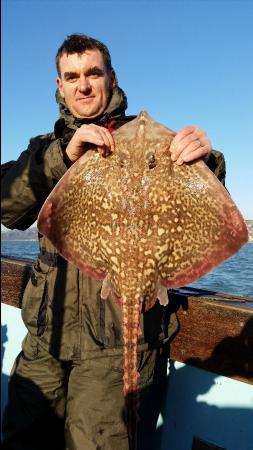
[170,126,211,165]
[65,124,115,164]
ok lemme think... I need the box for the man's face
[57,49,115,119]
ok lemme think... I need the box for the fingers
[170,126,212,165]
[66,124,115,163]
[96,126,115,157]
[171,126,197,149]
[80,124,115,153]
[182,145,212,163]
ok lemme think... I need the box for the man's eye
[89,70,103,78]
[66,75,77,82]
[89,72,100,78]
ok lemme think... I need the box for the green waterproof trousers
[2,334,169,450]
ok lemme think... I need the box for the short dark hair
[56,34,113,76]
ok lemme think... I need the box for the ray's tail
[122,298,142,450]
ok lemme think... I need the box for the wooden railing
[1,255,253,385]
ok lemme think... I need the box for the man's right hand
[65,124,115,164]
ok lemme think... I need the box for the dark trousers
[2,334,169,450]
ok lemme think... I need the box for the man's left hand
[170,126,211,165]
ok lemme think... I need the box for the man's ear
[111,70,117,88]
[56,77,65,98]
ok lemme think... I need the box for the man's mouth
[77,96,95,102]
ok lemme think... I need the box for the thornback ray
[37,111,248,449]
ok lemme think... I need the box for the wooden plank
[1,256,253,384]
[168,290,253,384]
[1,256,33,308]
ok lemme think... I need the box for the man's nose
[78,76,91,93]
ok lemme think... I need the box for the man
[1,34,225,450]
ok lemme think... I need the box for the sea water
[1,240,253,298]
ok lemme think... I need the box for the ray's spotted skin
[38,112,248,448]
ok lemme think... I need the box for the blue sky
[2,0,253,218]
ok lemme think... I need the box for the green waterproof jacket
[1,87,226,360]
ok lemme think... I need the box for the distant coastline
[2,220,253,242]
[246,220,253,242]
[2,235,38,242]
[1,228,38,242]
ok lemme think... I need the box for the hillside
[1,227,38,241]
[247,220,253,242]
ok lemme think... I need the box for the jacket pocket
[81,276,124,349]
[21,259,50,336]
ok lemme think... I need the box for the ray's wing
[38,151,108,279]
[156,159,248,288]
